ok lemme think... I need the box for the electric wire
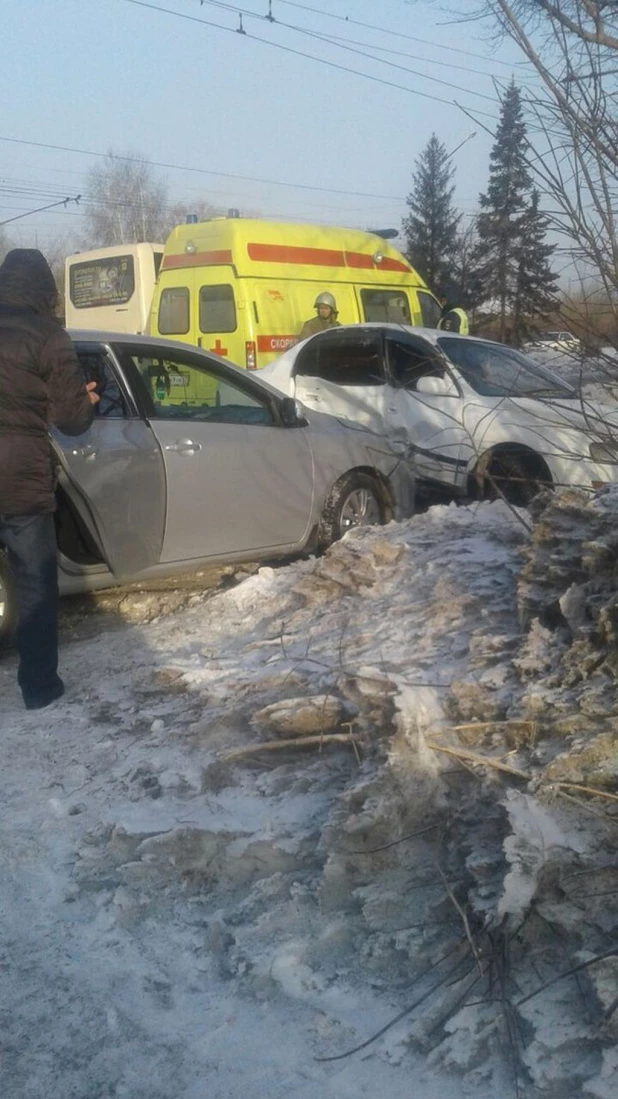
[0,135,405,200]
[198,0,507,99]
[275,0,529,68]
[123,0,498,117]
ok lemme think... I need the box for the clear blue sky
[1,0,535,251]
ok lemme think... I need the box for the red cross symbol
[209,338,228,356]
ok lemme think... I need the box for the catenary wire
[123,0,498,117]
[274,0,529,68]
[198,0,510,98]
[0,135,406,200]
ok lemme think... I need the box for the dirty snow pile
[1,497,617,1099]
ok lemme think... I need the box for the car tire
[479,452,551,507]
[0,552,16,647]
[318,472,385,550]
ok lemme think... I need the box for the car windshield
[437,338,575,398]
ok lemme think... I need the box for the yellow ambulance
[149,216,441,370]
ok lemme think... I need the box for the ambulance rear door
[195,269,246,367]
[152,269,196,346]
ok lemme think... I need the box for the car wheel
[318,472,385,549]
[0,552,16,646]
[478,452,551,507]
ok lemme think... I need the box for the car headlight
[589,440,618,463]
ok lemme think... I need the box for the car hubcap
[340,488,381,531]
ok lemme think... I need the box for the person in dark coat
[0,249,99,709]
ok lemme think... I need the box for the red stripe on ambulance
[248,243,345,267]
[257,335,297,353]
[161,249,233,270]
[246,242,411,273]
[344,252,374,269]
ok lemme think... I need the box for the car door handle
[164,439,203,455]
[302,392,322,402]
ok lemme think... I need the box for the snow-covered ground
[2,498,617,1098]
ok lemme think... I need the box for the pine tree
[513,189,559,343]
[475,82,532,342]
[402,134,460,291]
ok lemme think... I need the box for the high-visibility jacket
[438,307,469,335]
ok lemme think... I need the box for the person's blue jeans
[0,513,63,709]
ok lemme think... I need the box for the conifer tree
[402,134,460,291]
[475,81,557,344]
[475,82,530,341]
[513,189,559,343]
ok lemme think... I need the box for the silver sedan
[0,333,415,639]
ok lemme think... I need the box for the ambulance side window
[199,285,237,333]
[418,291,442,328]
[158,287,190,335]
[361,290,411,324]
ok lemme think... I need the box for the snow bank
[1,496,617,1098]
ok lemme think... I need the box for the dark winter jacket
[0,249,93,516]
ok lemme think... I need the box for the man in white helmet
[299,291,341,340]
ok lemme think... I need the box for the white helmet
[314,291,337,311]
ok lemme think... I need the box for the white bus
[64,243,164,333]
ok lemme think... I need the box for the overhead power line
[275,0,529,69]
[198,0,508,98]
[123,0,497,117]
[0,171,398,213]
[0,135,405,200]
[284,26,536,83]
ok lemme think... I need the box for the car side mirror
[415,374,458,397]
[280,396,307,427]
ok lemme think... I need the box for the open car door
[51,343,166,579]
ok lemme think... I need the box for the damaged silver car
[0,333,415,640]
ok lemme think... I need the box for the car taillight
[245,341,257,370]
